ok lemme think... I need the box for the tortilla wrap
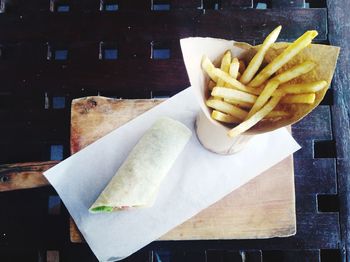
[89,117,192,213]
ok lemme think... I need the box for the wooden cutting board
[69,96,296,242]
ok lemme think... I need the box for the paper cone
[195,110,253,155]
[180,37,340,154]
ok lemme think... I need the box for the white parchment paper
[44,88,300,261]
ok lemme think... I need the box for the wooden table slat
[294,159,337,195]
[292,106,332,141]
[270,0,305,8]
[220,0,253,8]
[196,9,327,41]
[0,9,326,43]
[327,0,350,259]
[1,0,254,13]
[0,60,190,95]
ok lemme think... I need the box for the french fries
[217,51,232,86]
[206,99,248,120]
[224,98,253,109]
[209,96,222,101]
[212,87,257,103]
[265,110,289,118]
[211,110,241,124]
[225,58,240,87]
[271,61,316,84]
[281,93,316,104]
[246,80,280,119]
[201,26,331,138]
[202,56,260,95]
[240,26,282,84]
[202,56,218,82]
[249,30,318,87]
[229,58,240,79]
[228,95,282,137]
[277,80,327,95]
[213,68,262,95]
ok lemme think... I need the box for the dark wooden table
[0,0,349,261]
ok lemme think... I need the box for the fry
[206,99,248,120]
[208,80,216,91]
[210,96,223,101]
[239,60,246,74]
[217,51,232,86]
[202,55,260,95]
[249,30,318,87]
[211,110,241,124]
[212,87,258,103]
[225,58,241,87]
[229,58,240,79]
[202,56,218,82]
[212,68,261,95]
[246,80,280,119]
[240,26,282,84]
[265,110,289,118]
[224,98,253,109]
[228,95,282,137]
[277,80,327,95]
[271,61,316,84]
[281,93,316,104]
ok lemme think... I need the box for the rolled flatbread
[89,117,192,213]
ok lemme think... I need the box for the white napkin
[44,87,300,261]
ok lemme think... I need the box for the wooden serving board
[69,96,296,242]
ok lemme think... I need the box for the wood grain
[0,9,327,101]
[327,0,350,259]
[0,161,55,192]
[70,96,163,153]
[270,0,305,8]
[69,96,296,242]
[0,10,326,44]
[160,156,295,240]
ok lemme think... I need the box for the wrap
[89,117,192,213]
